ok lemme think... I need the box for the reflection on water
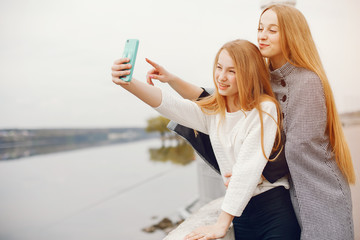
[149,142,195,165]
[0,128,195,166]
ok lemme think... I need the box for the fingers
[146,69,157,85]
[112,63,132,71]
[111,58,132,86]
[145,58,161,69]
[112,70,131,78]
[146,69,165,85]
[224,178,230,188]
[148,74,164,82]
[113,58,130,64]
[184,232,207,240]
[146,76,154,86]
[224,172,232,178]
[112,76,130,86]
[111,68,131,86]
[224,172,232,188]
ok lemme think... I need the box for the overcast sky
[0,0,359,129]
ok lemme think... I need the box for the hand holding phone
[120,39,139,82]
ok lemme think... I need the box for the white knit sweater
[154,90,289,217]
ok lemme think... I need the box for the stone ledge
[164,197,234,240]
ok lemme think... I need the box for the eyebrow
[259,23,279,27]
[217,63,235,69]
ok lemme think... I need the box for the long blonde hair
[197,39,282,160]
[261,4,356,184]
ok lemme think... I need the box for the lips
[218,81,230,90]
[259,43,269,49]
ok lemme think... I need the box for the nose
[258,30,268,40]
[218,71,227,82]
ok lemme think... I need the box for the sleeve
[285,75,328,170]
[283,75,331,232]
[221,102,279,216]
[201,87,215,96]
[286,76,327,144]
[154,89,209,134]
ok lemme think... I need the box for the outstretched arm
[146,58,204,100]
[112,58,162,108]
[111,58,209,134]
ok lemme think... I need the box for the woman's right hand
[146,58,204,100]
[145,58,176,86]
[111,58,133,86]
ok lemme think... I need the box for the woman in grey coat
[144,4,356,239]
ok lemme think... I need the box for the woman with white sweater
[111,39,300,239]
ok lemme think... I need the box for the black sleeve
[198,88,210,98]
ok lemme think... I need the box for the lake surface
[2,125,359,240]
[0,138,198,240]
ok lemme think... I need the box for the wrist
[215,211,234,231]
[168,74,180,85]
[215,221,231,232]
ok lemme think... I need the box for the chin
[259,50,270,58]
[218,90,227,96]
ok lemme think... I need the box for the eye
[257,28,263,32]
[216,65,222,69]
[229,70,236,74]
[269,27,278,33]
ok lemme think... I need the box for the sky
[0,0,359,129]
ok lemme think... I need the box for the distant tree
[145,116,171,140]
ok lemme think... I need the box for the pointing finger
[145,58,161,70]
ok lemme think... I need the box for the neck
[225,96,241,113]
[270,55,287,70]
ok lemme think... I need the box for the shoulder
[259,100,278,117]
[292,66,318,78]
[260,100,276,110]
[287,67,325,102]
[286,68,327,115]
[290,67,323,90]
[246,100,277,122]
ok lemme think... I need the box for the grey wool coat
[270,62,353,240]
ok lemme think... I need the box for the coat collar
[270,62,296,82]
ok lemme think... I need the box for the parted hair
[261,4,356,184]
[196,39,282,160]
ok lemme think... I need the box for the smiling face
[215,50,238,102]
[257,9,286,69]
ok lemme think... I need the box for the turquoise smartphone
[121,39,139,82]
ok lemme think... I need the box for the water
[0,138,198,240]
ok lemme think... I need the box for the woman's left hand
[224,172,232,189]
[184,225,227,240]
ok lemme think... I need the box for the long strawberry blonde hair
[197,39,282,160]
[261,4,356,184]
